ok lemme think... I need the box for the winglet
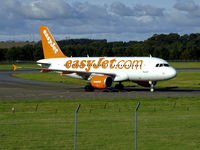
[12,64,18,71]
[40,26,67,59]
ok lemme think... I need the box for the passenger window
[156,64,159,67]
[160,64,164,67]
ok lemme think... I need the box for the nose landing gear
[149,81,156,92]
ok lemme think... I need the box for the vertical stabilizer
[40,26,67,59]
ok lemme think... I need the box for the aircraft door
[143,60,149,73]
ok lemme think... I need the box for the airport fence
[0,99,199,150]
[0,102,137,150]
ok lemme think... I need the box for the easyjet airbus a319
[35,26,177,92]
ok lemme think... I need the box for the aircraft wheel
[85,85,95,92]
[150,88,154,92]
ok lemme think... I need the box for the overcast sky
[0,0,200,42]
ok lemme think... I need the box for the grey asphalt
[0,69,200,100]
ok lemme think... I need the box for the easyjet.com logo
[65,58,143,72]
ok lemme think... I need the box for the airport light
[135,102,140,150]
[74,104,81,150]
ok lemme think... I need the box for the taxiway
[0,70,199,100]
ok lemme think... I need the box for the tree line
[0,33,200,61]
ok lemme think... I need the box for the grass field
[0,97,200,150]
[156,71,200,88]
[12,71,200,88]
[0,41,35,48]
[13,72,87,85]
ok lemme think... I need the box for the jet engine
[91,75,113,89]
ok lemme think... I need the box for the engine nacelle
[91,75,113,89]
[135,81,157,87]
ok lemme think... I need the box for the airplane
[19,26,178,92]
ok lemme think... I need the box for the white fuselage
[37,57,177,82]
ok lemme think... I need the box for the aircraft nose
[169,67,177,79]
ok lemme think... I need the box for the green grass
[0,63,39,70]
[157,71,200,88]
[0,97,200,150]
[169,62,200,68]
[13,72,87,85]
[12,71,200,88]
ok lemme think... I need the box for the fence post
[135,102,140,150]
[74,104,81,150]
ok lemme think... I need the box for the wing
[57,69,116,80]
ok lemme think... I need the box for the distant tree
[0,48,7,61]
[5,47,20,61]
[2,33,200,61]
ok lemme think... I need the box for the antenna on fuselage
[150,54,152,58]
[87,54,89,57]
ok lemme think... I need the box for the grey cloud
[110,2,164,17]
[135,5,164,17]
[0,1,27,33]
[0,0,199,42]
[1,0,77,20]
[174,0,200,17]
[20,0,73,19]
[174,0,197,11]
[110,2,134,16]
[74,2,109,18]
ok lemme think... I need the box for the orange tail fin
[40,26,67,59]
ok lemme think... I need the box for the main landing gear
[85,84,94,92]
[115,82,124,90]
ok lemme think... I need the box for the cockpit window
[155,63,170,67]
[164,64,169,67]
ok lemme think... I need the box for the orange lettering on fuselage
[110,59,116,69]
[117,60,125,69]
[65,60,72,69]
[72,60,79,69]
[85,60,95,72]
[93,58,104,69]
[79,60,86,69]
[102,60,109,69]
[132,60,143,69]
[124,60,132,69]
[65,58,143,72]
